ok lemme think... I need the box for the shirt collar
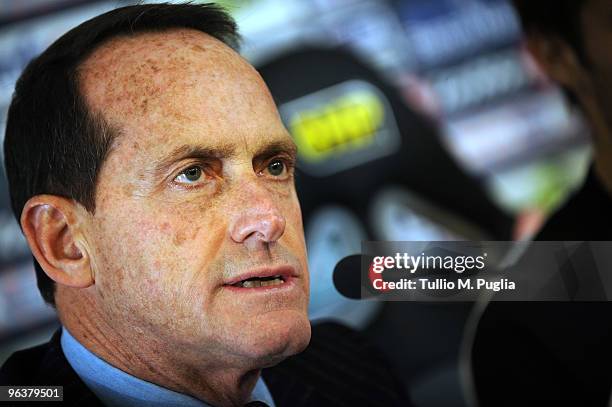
[60,326,275,407]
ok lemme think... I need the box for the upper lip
[223,265,298,286]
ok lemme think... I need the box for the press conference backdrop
[0,0,590,367]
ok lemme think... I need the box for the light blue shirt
[60,327,275,407]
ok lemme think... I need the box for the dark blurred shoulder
[537,167,612,241]
[0,341,50,385]
[262,321,411,407]
[0,329,103,406]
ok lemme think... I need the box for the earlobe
[20,195,94,288]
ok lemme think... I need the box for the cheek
[280,196,309,272]
[279,191,305,238]
[91,209,219,307]
[90,219,217,335]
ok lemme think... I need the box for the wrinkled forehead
[76,28,279,142]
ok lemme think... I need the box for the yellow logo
[288,91,385,163]
[280,80,400,176]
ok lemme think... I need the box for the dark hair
[512,0,587,61]
[3,3,240,306]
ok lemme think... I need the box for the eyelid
[169,161,216,190]
[274,152,296,166]
[260,155,296,178]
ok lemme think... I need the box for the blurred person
[473,1,612,405]
[0,4,408,407]
[518,0,612,238]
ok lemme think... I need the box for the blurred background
[0,0,593,405]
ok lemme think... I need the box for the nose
[229,194,286,246]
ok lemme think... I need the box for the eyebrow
[151,138,298,178]
[252,139,298,163]
[152,144,236,177]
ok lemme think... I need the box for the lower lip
[222,276,297,293]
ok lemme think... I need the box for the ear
[525,33,588,93]
[20,195,93,288]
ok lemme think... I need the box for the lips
[223,266,298,290]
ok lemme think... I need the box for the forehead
[78,28,286,152]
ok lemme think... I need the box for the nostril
[230,213,285,244]
[253,231,266,241]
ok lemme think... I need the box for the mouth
[230,275,285,288]
[223,266,297,291]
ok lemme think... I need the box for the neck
[56,287,260,407]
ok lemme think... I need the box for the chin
[238,309,311,366]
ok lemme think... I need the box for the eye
[175,165,204,184]
[267,159,285,176]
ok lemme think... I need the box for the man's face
[77,29,310,367]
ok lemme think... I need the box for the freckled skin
[56,29,310,406]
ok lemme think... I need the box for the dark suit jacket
[0,322,410,406]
